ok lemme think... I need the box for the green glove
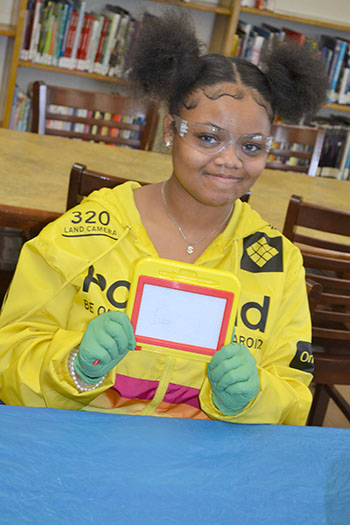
[74,311,136,384]
[207,343,260,415]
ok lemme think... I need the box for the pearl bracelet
[68,347,105,392]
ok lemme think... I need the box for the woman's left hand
[207,343,260,415]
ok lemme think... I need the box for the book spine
[77,13,95,70]
[17,95,28,131]
[328,41,348,103]
[36,0,51,63]
[112,15,133,77]
[101,112,111,136]
[41,2,55,65]
[250,34,265,66]
[109,113,122,138]
[12,91,26,131]
[327,40,341,86]
[337,129,350,180]
[9,86,19,130]
[101,13,121,76]
[109,13,130,77]
[84,109,93,134]
[342,147,350,180]
[93,17,110,73]
[28,0,42,61]
[52,2,68,66]
[60,10,78,68]
[90,110,102,137]
[58,2,73,64]
[338,68,350,104]
[68,0,86,69]
[20,0,35,60]
[76,12,89,67]
[73,108,87,133]
[87,16,103,73]
[22,97,32,132]
[47,16,58,65]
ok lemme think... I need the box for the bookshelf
[240,6,350,32]
[3,0,350,132]
[2,0,239,128]
[237,5,350,113]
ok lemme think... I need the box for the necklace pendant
[187,245,194,255]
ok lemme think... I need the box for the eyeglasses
[172,115,273,159]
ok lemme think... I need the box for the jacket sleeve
[0,235,115,409]
[199,245,313,425]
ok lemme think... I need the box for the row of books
[232,19,350,106]
[9,88,145,146]
[267,115,350,181]
[20,1,142,78]
[315,115,350,181]
[46,104,145,143]
[232,20,287,67]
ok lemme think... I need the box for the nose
[213,142,243,169]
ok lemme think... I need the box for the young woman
[0,11,328,424]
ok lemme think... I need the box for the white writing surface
[135,283,227,349]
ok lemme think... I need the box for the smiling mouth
[206,173,244,182]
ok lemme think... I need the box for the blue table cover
[0,405,349,524]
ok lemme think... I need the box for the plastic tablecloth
[0,405,349,524]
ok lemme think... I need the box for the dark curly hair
[128,10,328,124]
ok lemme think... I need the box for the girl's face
[163,83,272,207]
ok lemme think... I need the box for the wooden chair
[283,194,350,426]
[31,81,159,151]
[66,162,149,210]
[66,162,251,210]
[0,204,60,305]
[266,123,326,177]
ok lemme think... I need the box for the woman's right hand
[74,311,136,384]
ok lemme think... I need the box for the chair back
[283,194,350,425]
[304,246,350,425]
[66,162,148,210]
[31,81,159,151]
[306,278,323,318]
[283,194,350,252]
[0,204,60,305]
[266,123,326,177]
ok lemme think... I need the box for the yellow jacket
[0,182,313,424]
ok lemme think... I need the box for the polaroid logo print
[83,265,130,309]
[83,266,271,333]
[240,296,270,333]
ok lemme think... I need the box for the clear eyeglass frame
[172,114,273,159]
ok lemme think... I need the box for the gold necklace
[161,182,233,255]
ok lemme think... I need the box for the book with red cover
[282,27,306,46]
[82,14,96,61]
[76,12,89,61]
[93,16,110,71]
[77,12,96,69]
[63,10,79,60]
